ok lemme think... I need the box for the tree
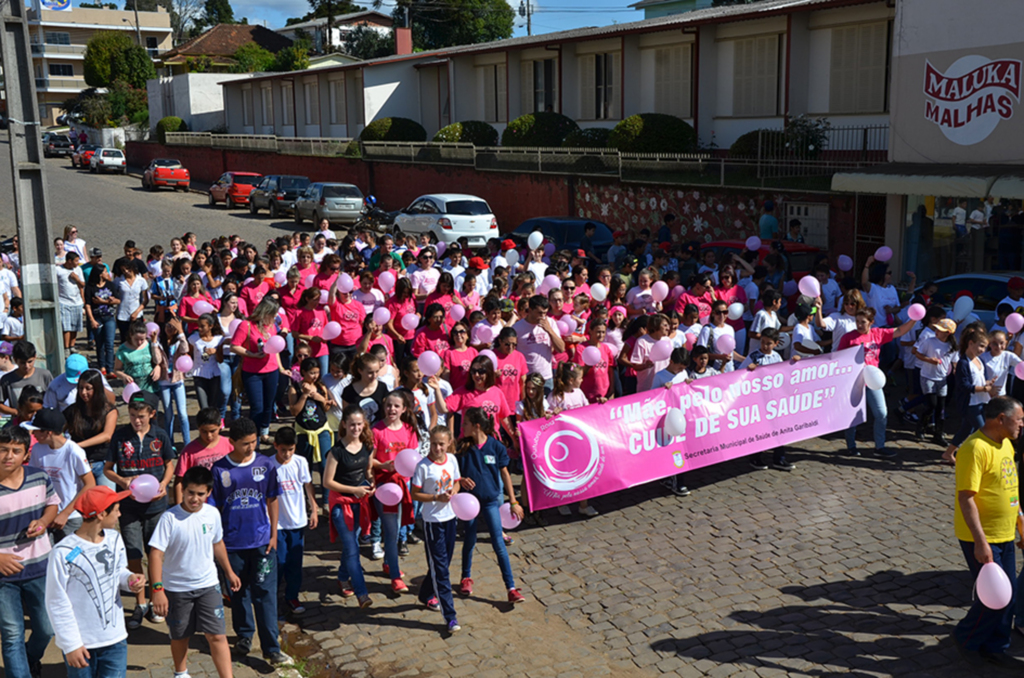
[124,0,161,11]
[343,25,394,60]
[202,0,235,26]
[271,45,311,71]
[231,42,275,72]
[168,0,205,44]
[83,31,134,87]
[112,44,157,88]
[392,0,513,51]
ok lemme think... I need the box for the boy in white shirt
[273,428,317,616]
[46,486,146,676]
[149,466,240,678]
[28,407,95,540]
[738,329,794,472]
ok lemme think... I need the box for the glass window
[48,63,74,77]
[733,35,780,117]
[323,184,362,198]
[444,200,491,216]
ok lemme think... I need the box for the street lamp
[122,16,142,46]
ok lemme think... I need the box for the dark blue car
[512,217,614,260]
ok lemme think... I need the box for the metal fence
[163,132,352,156]
[277,137,352,157]
[756,124,889,179]
[361,141,475,165]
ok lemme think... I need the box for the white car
[90,148,126,174]
[392,193,497,247]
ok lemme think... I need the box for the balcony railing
[35,77,84,90]
[30,43,86,56]
[164,132,353,156]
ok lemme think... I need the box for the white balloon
[527,231,544,251]
[727,302,744,321]
[953,296,975,322]
[504,249,519,267]
[591,283,607,302]
[863,365,886,390]
[665,409,687,437]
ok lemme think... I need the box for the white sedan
[90,148,126,174]
[392,193,497,247]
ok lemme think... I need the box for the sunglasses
[712,310,726,315]
[470,368,489,375]
[453,329,468,335]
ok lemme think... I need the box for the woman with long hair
[384,277,416,359]
[445,355,515,441]
[85,265,119,374]
[188,312,229,422]
[295,287,330,376]
[178,273,216,334]
[63,369,117,485]
[114,258,148,343]
[114,318,160,394]
[327,275,367,363]
[156,317,191,446]
[371,390,418,593]
[231,295,288,441]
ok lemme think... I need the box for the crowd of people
[2,207,1024,676]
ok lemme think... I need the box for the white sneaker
[557,505,571,516]
[371,541,384,560]
[579,505,599,517]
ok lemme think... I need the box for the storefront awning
[831,171,995,196]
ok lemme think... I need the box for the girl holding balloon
[384,278,417,359]
[327,274,367,363]
[188,313,229,420]
[156,318,192,447]
[575,320,615,404]
[357,314,395,366]
[294,288,330,376]
[425,272,460,322]
[372,390,419,594]
[631,314,673,392]
[442,321,478,391]
[696,301,739,372]
[178,274,217,334]
[412,304,451,358]
[231,296,287,442]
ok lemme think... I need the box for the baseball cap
[501,239,516,252]
[934,318,957,334]
[75,486,133,520]
[0,341,13,356]
[65,353,88,384]
[89,247,102,258]
[468,257,487,270]
[23,407,65,433]
[622,255,638,267]
[612,230,627,238]
[499,299,514,313]
[954,290,974,301]
[576,249,586,258]
[1009,276,1024,289]
[128,390,160,410]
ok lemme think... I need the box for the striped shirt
[0,466,59,582]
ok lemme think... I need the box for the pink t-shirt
[410,268,440,296]
[837,327,895,367]
[240,280,271,312]
[442,347,478,391]
[715,284,748,332]
[446,386,511,436]
[573,343,616,402]
[313,271,338,292]
[412,327,451,357]
[386,296,417,341]
[175,436,232,476]
[330,298,366,347]
[513,319,555,380]
[495,350,527,410]
[632,334,670,391]
[232,320,278,374]
[277,283,306,329]
[368,334,395,364]
[548,388,590,412]
[353,288,385,314]
[675,290,714,320]
[425,292,457,322]
[296,308,329,357]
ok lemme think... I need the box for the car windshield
[232,175,260,186]
[53,135,71,143]
[102,150,123,157]
[154,159,181,167]
[323,185,362,199]
[279,177,309,190]
[445,200,491,216]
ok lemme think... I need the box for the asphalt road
[0,131,306,257]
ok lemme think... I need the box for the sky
[231,0,641,39]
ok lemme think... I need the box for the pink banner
[520,347,868,510]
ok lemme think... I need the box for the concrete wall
[148,73,246,134]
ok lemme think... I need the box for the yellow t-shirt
[954,430,1019,543]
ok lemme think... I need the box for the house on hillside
[275,11,392,55]
[154,24,292,76]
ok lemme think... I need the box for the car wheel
[249,200,257,215]
[182,184,189,192]
[269,202,278,219]
[90,164,96,173]
[226,196,234,209]
[294,209,302,225]
[208,193,215,206]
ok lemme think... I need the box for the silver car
[293,182,364,226]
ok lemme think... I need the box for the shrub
[156,116,187,145]
[729,129,785,159]
[501,112,579,147]
[561,127,611,148]
[432,120,498,146]
[359,117,427,143]
[343,139,361,157]
[608,113,696,154]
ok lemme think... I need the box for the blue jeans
[373,497,401,580]
[217,361,233,421]
[64,639,127,678]
[226,547,280,656]
[242,370,279,436]
[952,403,986,447]
[957,540,1015,652]
[159,380,190,445]
[0,576,52,678]
[90,460,113,489]
[332,505,368,597]
[277,528,304,602]
[297,430,332,505]
[846,386,887,450]
[222,354,242,421]
[400,500,421,542]
[94,317,117,373]
[421,519,458,624]
[460,499,515,590]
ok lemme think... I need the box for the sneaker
[557,505,571,516]
[173,672,191,678]
[933,432,949,446]
[234,637,252,656]
[459,577,474,596]
[146,605,165,624]
[579,505,599,517]
[359,534,373,545]
[29,660,42,678]
[382,563,405,578]
[423,597,441,611]
[671,481,691,497]
[508,589,526,604]
[874,448,897,458]
[287,599,306,615]
[370,541,384,560]
[447,619,462,635]
[358,595,373,608]
[398,540,409,556]
[898,406,919,423]
[748,455,769,470]
[391,579,408,593]
[338,580,355,597]
[265,651,293,666]
[406,532,422,545]
[847,447,861,457]
[127,604,148,629]
[772,459,795,471]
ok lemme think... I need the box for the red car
[143,158,190,191]
[701,240,822,280]
[70,144,98,168]
[208,171,262,208]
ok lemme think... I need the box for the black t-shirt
[64,403,113,463]
[330,443,372,494]
[290,382,328,431]
[341,381,390,424]
[107,424,176,517]
[113,256,148,278]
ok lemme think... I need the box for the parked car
[208,171,262,208]
[512,218,615,260]
[89,148,126,174]
[293,182,364,226]
[248,175,310,218]
[70,144,99,168]
[916,273,1022,328]
[142,158,190,192]
[392,194,497,247]
[700,240,823,280]
[42,133,74,158]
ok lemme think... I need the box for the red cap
[612,230,627,238]
[658,242,672,251]
[1009,276,1024,289]
[501,239,516,251]
[75,486,133,519]
[468,257,488,270]
[955,290,974,300]
[576,249,586,257]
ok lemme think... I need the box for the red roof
[159,24,292,60]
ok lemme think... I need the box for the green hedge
[729,129,785,158]
[608,113,696,154]
[561,127,611,148]
[359,117,427,142]
[501,111,579,147]
[432,120,498,146]
[155,116,187,145]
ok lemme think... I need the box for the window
[830,22,889,114]
[48,63,74,77]
[579,52,620,120]
[303,81,319,126]
[329,77,346,125]
[241,86,253,126]
[353,72,364,124]
[146,36,158,57]
[653,45,692,118]
[480,64,507,123]
[44,31,70,45]
[281,82,294,126]
[260,85,273,126]
[733,35,780,117]
[522,58,557,113]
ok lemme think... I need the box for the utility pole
[0,0,66,373]
[518,0,531,36]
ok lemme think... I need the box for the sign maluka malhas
[923,55,1021,145]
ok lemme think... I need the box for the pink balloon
[417,350,442,376]
[543,275,560,292]
[451,493,480,521]
[683,333,697,351]
[907,303,926,322]
[671,285,685,301]
[373,307,391,326]
[264,335,286,354]
[274,270,287,285]
[130,474,161,503]
[304,273,316,287]
[174,355,193,373]
[193,300,215,315]
[500,502,521,530]
[449,304,466,322]
[838,255,853,272]
[479,349,498,369]
[228,319,242,336]
[394,448,421,478]
[322,321,342,341]
[378,271,396,293]
[543,243,556,257]
[401,313,419,331]
[563,316,577,334]
[582,345,602,366]
[435,241,446,257]
[651,281,669,302]
[475,324,494,344]
[649,338,673,362]
[122,382,141,403]
[1016,361,1024,381]
[1006,313,1024,334]
[145,322,160,335]
[797,276,821,299]
[783,280,798,296]
[337,273,354,293]
[977,562,1013,609]
[319,289,329,306]
[745,236,762,251]
[376,482,403,507]
[557,320,570,336]
[716,334,736,355]
[874,246,893,262]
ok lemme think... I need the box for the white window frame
[44,31,70,45]
[732,34,780,117]
[829,21,889,114]
[281,82,294,126]
[480,63,507,123]
[579,52,620,120]
[260,84,274,126]
[241,85,253,127]
[522,58,558,114]
[303,80,319,126]
[652,44,692,118]
[329,75,346,125]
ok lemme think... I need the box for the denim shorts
[119,511,162,561]
[921,378,948,397]
[166,585,226,640]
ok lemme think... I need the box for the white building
[275,11,393,55]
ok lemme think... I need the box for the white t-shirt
[3,316,23,338]
[275,456,312,530]
[411,453,460,524]
[56,266,83,307]
[983,351,1023,395]
[148,504,223,592]
[188,333,224,380]
[952,206,967,226]
[323,373,352,427]
[514,319,554,380]
[527,261,548,282]
[30,439,89,517]
[866,285,899,327]
[696,324,736,372]
[749,309,780,352]
[917,335,956,381]
[652,369,688,390]
[823,313,857,345]
[820,278,842,315]
[742,280,759,322]
[792,323,820,357]
[969,208,987,230]
[282,250,298,269]
[353,288,385,314]
[115,276,148,321]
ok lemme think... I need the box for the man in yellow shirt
[953,396,1024,668]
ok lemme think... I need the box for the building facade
[274,11,393,55]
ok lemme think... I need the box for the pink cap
[610,305,628,317]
